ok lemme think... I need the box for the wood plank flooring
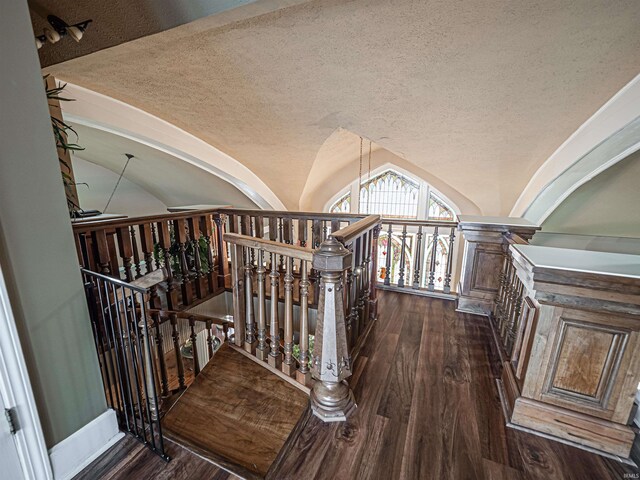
[74,435,239,480]
[77,290,638,479]
[269,291,639,479]
[161,343,308,479]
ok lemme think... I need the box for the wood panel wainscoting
[495,244,640,462]
[456,215,540,316]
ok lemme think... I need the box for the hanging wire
[358,137,363,214]
[104,153,134,213]
[368,140,372,213]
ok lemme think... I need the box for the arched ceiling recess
[46,0,640,215]
[58,82,286,210]
[511,74,640,224]
[300,128,480,215]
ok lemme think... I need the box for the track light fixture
[36,15,92,49]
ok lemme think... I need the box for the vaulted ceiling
[43,0,640,214]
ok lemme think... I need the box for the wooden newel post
[310,237,356,422]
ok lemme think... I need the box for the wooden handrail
[380,218,458,227]
[148,308,232,327]
[330,215,381,245]
[223,232,314,261]
[71,207,226,232]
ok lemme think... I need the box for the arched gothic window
[330,192,351,214]
[359,170,419,218]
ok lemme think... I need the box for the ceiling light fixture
[36,15,92,49]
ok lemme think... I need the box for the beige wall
[0,1,106,446]
[541,150,640,238]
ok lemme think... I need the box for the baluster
[230,243,246,348]
[349,238,361,342]
[297,261,312,386]
[115,227,134,282]
[106,233,120,278]
[397,225,408,288]
[344,266,353,347]
[443,226,456,294]
[322,221,328,241]
[283,217,293,244]
[369,225,381,321]
[200,215,217,295]
[383,223,393,286]
[330,219,340,234]
[151,223,161,269]
[173,218,194,306]
[310,238,355,421]
[187,217,205,299]
[206,320,215,360]
[298,218,308,247]
[428,226,439,291]
[361,232,371,328]
[312,219,322,248]
[506,281,524,356]
[157,221,178,309]
[244,246,257,354]
[170,313,186,390]
[189,317,201,376]
[255,215,264,239]
[268,252,282,368]
[413,226,423,289]
[278,219,285,271]
[130,226,143,279]
[256,249,269,361]
[152,313,169,397]
[213,213,230,288]
[139,223,160,307]
[282,256,295,376]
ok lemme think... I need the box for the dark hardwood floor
[77,291,638,479]
[269,291,639,480]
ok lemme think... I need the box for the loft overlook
[1,1,640,479]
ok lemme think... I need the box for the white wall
[73,156,168,217]
[0,0,107,447]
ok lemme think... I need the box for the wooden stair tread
[162,343,308,479]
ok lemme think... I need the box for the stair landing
[161,343,308,479]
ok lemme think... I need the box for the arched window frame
[326,165,458,220]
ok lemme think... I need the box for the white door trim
[0,264,53,480]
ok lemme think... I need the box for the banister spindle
[310,237,355,422]
[268,252,282,369]
[369,225,381,321]
[213,213,230,288]
[115,227,134,282]
[206,320,215,360]
[230,243,246,348]
[130,226,143,279]
[244,246,257,354]
[384,223,393,286]
[443,226,456,294]
[151,223,161,269]
[413,226,423,289]
[297,261,312,386]
[428,226,439,291]
[256,249,269,361]
[200,215,217,295]
[187,217,205,299]
[282,256,295,376]
[152,313,169,397]
[157,221,178,310]
[173,218,194,306]
[397,225,408,288]
[170,313,186,390]
[189,316,201,376]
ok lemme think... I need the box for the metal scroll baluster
[384,223,393,286]
[397,225,408,288]
[428,226,439,291]
[443,226,456,294]
[269,251,282,368]
[413,226,423,289]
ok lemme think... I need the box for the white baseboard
[49,409,123,480]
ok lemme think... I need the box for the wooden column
[499,245,640,460]
[456,216,539,316]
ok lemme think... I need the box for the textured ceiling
[46,0,640,214]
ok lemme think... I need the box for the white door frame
[0,263,53,479]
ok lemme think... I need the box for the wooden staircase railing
[224,214,382,421]
[73,208,230,313]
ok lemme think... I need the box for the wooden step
[161,343,308,479]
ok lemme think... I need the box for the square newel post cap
[458,215,541,241]
[313,237,352,272]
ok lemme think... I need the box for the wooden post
[310,237,355,422]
